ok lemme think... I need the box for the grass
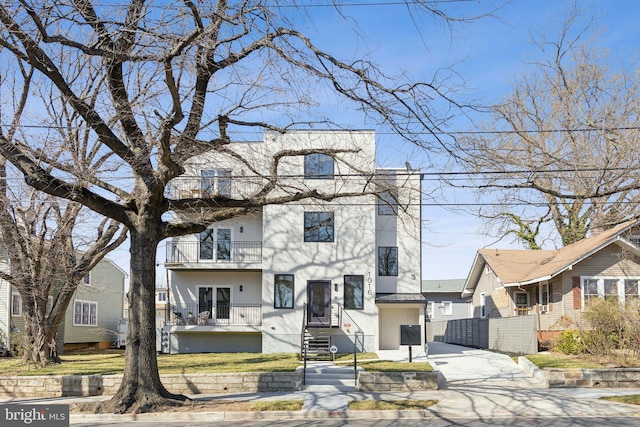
[0,350,300,376]
[524,353,611,369]
[600,395,640,405]
[251,400,304,411]
[349,399,438,410]
[333,352,379,362]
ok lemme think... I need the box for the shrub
[554,330,584,355]
[581,299,624,358]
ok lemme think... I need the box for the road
[71,417,640,427]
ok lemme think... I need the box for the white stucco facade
[165,130,424,354]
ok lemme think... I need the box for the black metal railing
[167,303,262,326]
[166,241,262,263]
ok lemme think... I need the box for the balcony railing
[166,177,264,200]
[166,241,262,264]
[167,303,262,326]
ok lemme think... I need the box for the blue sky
[108,0,640,285]
[293,0,640,280]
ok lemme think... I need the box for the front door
[307,281,331,325]
[216,287,231,320]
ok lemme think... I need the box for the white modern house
[163,130,425,355]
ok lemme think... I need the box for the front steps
[303,361,361,391]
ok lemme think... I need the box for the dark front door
[307,281,331,325]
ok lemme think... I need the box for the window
[199,228,232,260]
[82,273,91,286]
[304,212,334,242]
[441,301,453,316]
[304,153,334,179]
[156,292,167,303]
[201,169,232,196]
[378,246,398,276]
[11,293,22,316]
[625,280,639,307]
[73,300,98,326]
[480,293,486,318]
[426,301,434,319]
[580,277,640,308]
[344,275,364,309]
[274,274,294,309]
[540,283,550,313]
[377,191,398,215]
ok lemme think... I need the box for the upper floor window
[378,246,398,276]
[200,228,232,260]
[377,191,398,215]
[82,273,91,286]
[274,274,294,309]
[441,301,453,316]
[344,275,364,309]
[304,153,334,179]
[156,291,167,303]
[73,300,98,326]
[201,169,232,197]
[304,212,334,242]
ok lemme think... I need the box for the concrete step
[304,377,356,386]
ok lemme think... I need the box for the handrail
[301,303,307,386]
[335,303,364,382]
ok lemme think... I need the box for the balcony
[166,176,263,200]
[166,241,262,265]
[166,304,262,327]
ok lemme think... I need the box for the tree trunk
[99,226,186,413]
[21,311,60,366]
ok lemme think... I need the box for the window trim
[580,276,640,309]
[441,301,453,316]
[344,275,364,310]
[304,153,334,179]
[200,169,232,197]
[274,274,295,309]
[82,273,91,286]
[303,212,335,243]
[73,299,98,326]
[378,246,398,276]
[199,227,233,260]
[377,190,398,216]
[11,292,22,317]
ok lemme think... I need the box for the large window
[377,191,398,215]
[201,169,232,196]
[11,293,22,316]
[304,212,334,242]
[344,275,364,309]
[73,300,98,326]
[199,228,232,260]
[581,277,640,308]
[304,153,334,179]
[378,246,398,276]
[274,274,294,309]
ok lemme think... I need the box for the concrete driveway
[426,341,543,388]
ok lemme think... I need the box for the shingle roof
[478,219,640,286]
[421,279,466,293]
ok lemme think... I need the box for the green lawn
[0,350,300,376]
[354,360,433,372]
[349,399,438,410]
[524,353,607,369]
[600,395,640,405]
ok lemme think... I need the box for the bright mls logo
[2,404,68,426]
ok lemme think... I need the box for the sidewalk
[2,343,640,423]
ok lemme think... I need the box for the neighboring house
[155,285,169,321]
[462,219,640,337]
[422,279,471,321]
[0,251,126,352]
[163,130,425,354]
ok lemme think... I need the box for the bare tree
[0,1,482,412]
[455,8,640,247]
